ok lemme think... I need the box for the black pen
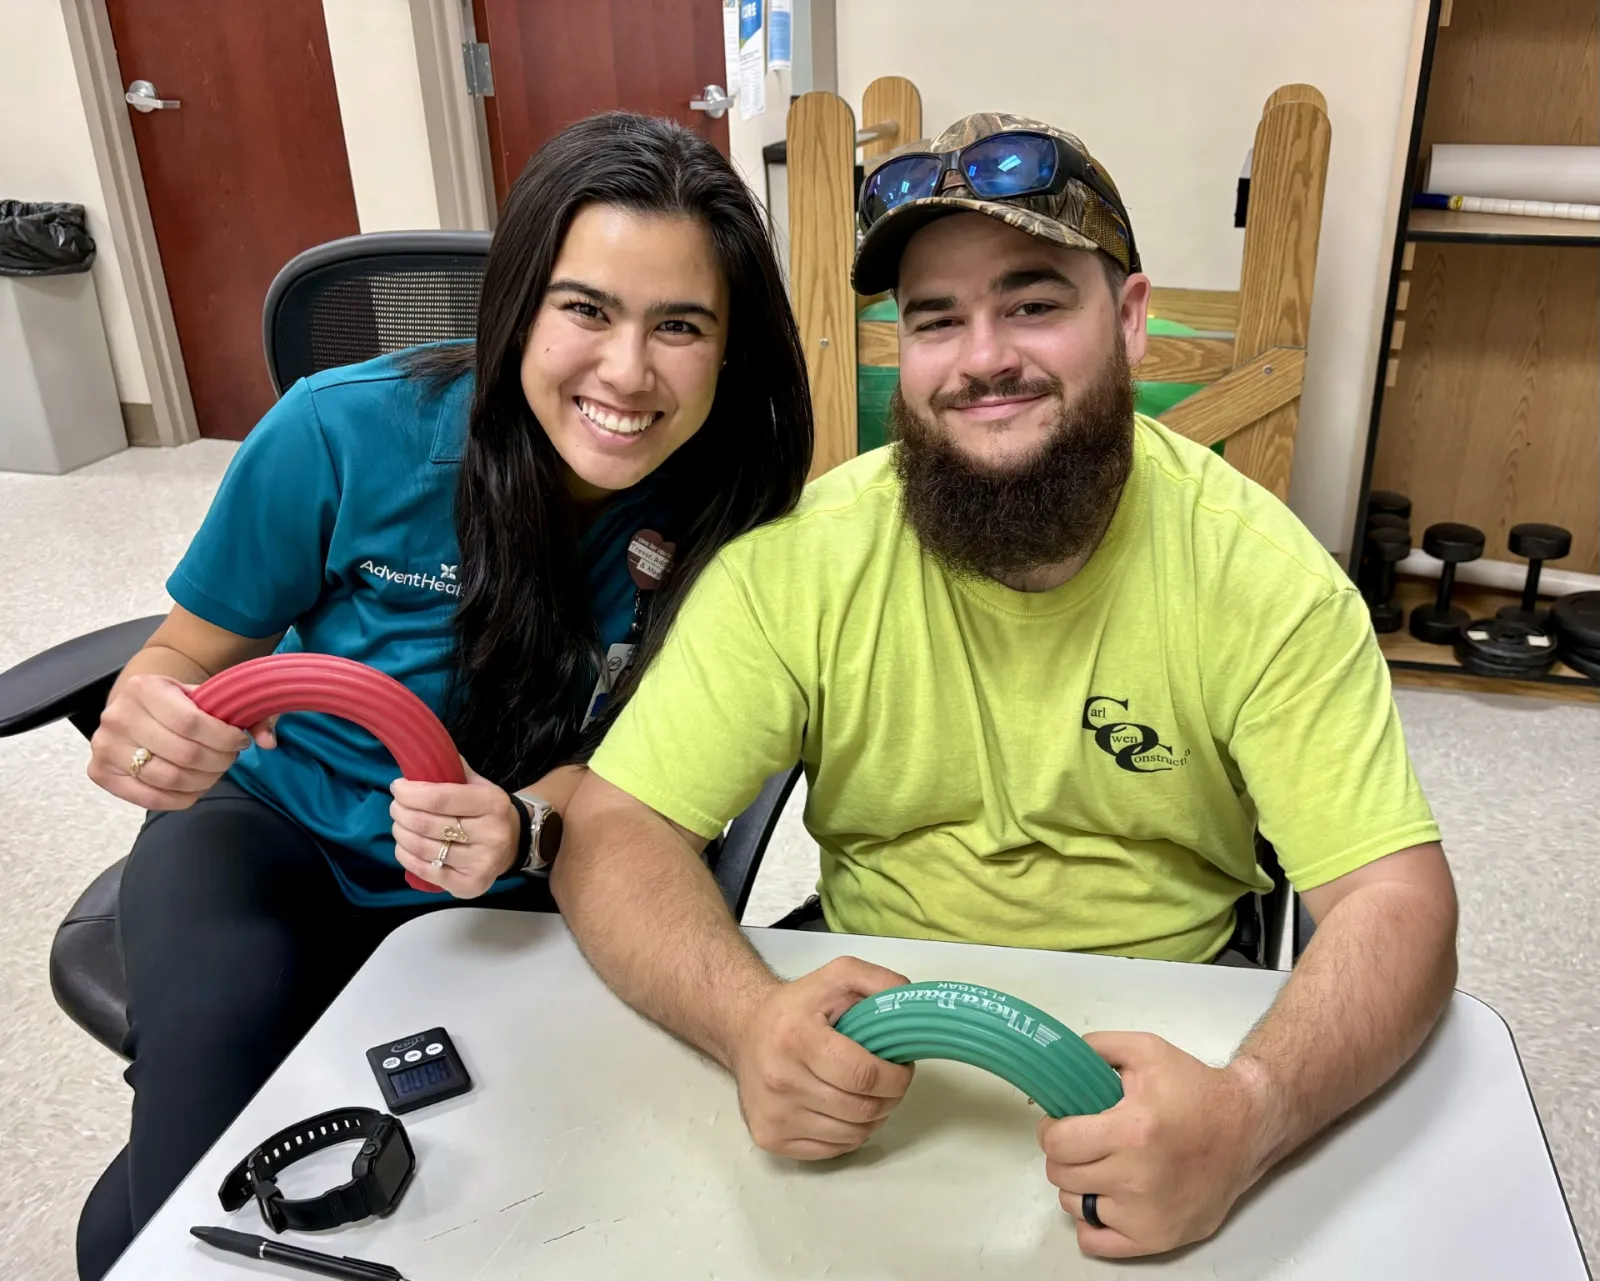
[191,1225,406,1281]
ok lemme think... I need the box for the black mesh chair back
[708,765,805,920]
[262,231,492,395]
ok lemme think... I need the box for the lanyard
[582,529,674,729]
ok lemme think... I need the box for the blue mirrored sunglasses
[858,130,1139,272]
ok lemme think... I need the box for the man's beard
[890,335,1137,582]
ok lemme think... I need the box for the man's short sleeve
[166,380,339,638]
[1230,587,1440,890]
[590,552,808,840]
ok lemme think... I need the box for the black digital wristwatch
[218,1107,415,1233]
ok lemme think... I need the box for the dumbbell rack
[1381,581,1596,696]
[1349,0,1600,705]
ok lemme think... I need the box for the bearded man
[551,115,1458,1259]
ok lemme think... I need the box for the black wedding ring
[1081,1192,1105,1229]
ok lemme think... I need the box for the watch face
[538,811,564,866]
[261,1194,289,1234]
[369,1129,414,1199]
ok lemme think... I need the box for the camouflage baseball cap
[851,113,1139,296]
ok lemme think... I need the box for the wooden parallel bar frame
[859,76,921,166]
[1161,348,1307,448]
[856,320,899,368]
[788,82,1332,496]
[1221,84,1332,499]
[1140,336,1240,384]
[1149,287,1240,331]
[788,77,922,479]
[787,92,859,479]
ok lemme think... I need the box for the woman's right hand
[88,673,276,811]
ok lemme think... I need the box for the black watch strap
[218,1107,402,1233]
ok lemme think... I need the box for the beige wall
[1,1,146,402]
[321,0,443,232]
[837,0,1424,554]
[729,67,796,267]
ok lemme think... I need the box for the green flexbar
[834,981,1123,1118]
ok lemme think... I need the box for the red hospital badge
[627,529,675,590]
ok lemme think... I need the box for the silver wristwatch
[512,791,564,874]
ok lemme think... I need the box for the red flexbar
[193,654,462,892]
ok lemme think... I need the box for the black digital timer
[365,1026,473,1114]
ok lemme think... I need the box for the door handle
[688,84,734,120]
[125,79,180,113]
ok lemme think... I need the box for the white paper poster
[737,0,766,120]
[768,0,793,70]
[721,0,740,99]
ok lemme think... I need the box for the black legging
[75,779,554,1280]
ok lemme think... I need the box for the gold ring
[431,840,453,870]
[441,823,468,844]
[128,746,153,779]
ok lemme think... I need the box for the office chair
[0,238,459,1051]
[262,231,492,394]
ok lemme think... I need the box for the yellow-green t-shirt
[592,415,1439,961]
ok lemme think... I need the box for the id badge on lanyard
[582,529,674,729]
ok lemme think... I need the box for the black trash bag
[0,201,97,277]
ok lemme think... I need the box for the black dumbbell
[1360,514,1410,594]
[1365,528,1409,633]
[1363,511,1414,588]
[1368,490,1411,518]
[1410,522,1485,644]
[1496,523,1571,626]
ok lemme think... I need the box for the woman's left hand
[390,759,520,898]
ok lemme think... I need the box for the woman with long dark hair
[74,113,811,1278]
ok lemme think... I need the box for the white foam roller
[1426,145,1600,205]
[1398,552,1600,599]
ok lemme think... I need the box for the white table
[109,911,1589,1280]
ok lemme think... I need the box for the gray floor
[0,443,1595,1278]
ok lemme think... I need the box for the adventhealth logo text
[360,560,462,596]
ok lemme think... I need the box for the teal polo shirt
[168,347,670,907]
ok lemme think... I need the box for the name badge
[582,529,675,730]
[628,529,674,590]
[582,641,636,729]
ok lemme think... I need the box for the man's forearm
[551,780,780,1069]
[516,763,586,814]
[1229,869,1457,1178]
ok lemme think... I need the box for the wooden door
[472,0,730,205]
[107,0,360,440]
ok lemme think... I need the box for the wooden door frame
[58,0,492,449]
[60,0,198,446]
